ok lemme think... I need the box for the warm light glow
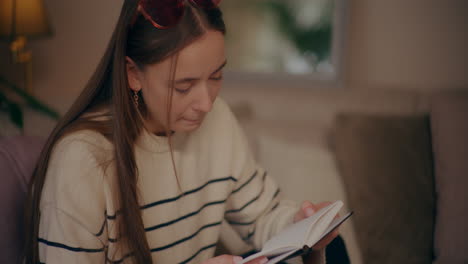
[0,0,52,40]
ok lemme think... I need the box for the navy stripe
[225,172,267,214]
[106,257,123,264]
[227,201,280,226]
[106,176,236,219]
[106,252,132,264]
[243,230,255,241]
[38,238,104,253]
[150,221,222,252]
[227,200,280,226]
[106,213,117,220]
[105,198,226,244]
[227,219,256,226]
[108,242,218,264]
[179,242,217,264]
[225,188,264,214]
[142,176,236,210]
[145,199,226,232]
[94,216,107,236]
[240,192,280,241]
[270,202,280,212]
[231,171,258,194]
[272,188,280,199]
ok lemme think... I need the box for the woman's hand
[293,201,339,250]
[202,255,268,264]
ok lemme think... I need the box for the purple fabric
[0,136,45,263]
[430,92,468,263]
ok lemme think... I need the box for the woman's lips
[182,118,201,124]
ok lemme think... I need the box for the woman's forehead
[177,31,225,74]
[144,30,225,79]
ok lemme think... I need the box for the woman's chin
[171,124,199,133]
[179,124,201,132]
[174,119,203,132]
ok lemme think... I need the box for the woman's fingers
[294,200,342,242]
[294,201,315,222]
[201,255,239,264]
[295,200,334,222]
[312,229,339,250]
[244,256,268,264]
[201,255,268,264]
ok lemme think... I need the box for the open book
[240,200,353,264]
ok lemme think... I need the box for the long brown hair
[23,0,225,263]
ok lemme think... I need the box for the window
[220,0,347,85]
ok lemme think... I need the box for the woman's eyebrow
[174,60,227,84]
[211,59,227,75]
[174,78,197,84]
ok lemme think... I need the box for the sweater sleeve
[38,132,110,263]
[220,100,325,264]
[218,100,296,248]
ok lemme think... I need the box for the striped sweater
[38,98,322,263]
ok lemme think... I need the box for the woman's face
[127,30,226,133]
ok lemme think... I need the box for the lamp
[0,0,52,94]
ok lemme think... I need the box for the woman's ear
[126,56,142,92]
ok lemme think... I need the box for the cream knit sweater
[38,98,323,264]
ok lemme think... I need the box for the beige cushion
[333,114,435,264]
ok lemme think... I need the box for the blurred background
[1,1,467,264]
[1,0,467,135]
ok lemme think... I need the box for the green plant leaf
[8,102,24,129]
[257,0,333,63]
[295,24,332,61]
[0,75,60,120]
[0,89,9,111]
[258,1,297,38]
[0,89,23,129]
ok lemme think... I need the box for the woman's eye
[175,83,192,94]
[175,87,190,94]
[210,74,223,81]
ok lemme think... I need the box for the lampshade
[0,0,52,41]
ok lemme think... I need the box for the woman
[23,0,338,263]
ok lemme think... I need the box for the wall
[346,0,468,91]
[1,0,467,123]
[0,0,121,136]
[1,0,467,127]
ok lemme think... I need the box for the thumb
[302,201,316,217]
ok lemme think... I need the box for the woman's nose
[194,85,213,113]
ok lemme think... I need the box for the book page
[240,201,343,264]
[303,201,343,247]
[263,212,354,264]
[266,249,300,264]
[240,247,297,264]
[314,212,353,245]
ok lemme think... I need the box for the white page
[266,249,299,264]
[267,212,354,264]
[303,201,343,247]
[240,247,297,264]
[240,201,343,264]
[314,212,353,245]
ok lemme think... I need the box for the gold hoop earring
[133,90,139,107]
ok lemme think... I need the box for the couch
[1,87,467,263]
[0,136,45,263]
[219,86,468,264]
